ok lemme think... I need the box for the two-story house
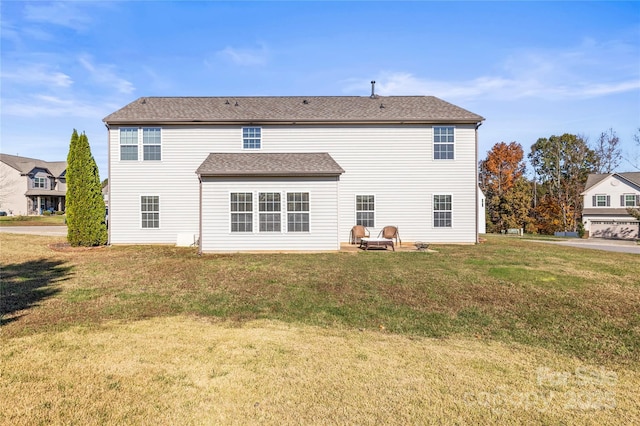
[103,94,484,252]
[0,154,67,216]
[581,172,640,240]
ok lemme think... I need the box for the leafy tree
[593,128,622,173]
[529,134,597,233]
[66,130,107,246]
[479,142,529,232]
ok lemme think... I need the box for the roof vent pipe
[370,81,376,98]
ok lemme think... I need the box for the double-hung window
[141,196,159,228]
[355,195,375,227]
[259,192,281,232]
[230,193,253,232]
[34,177,46,189]
[287,192,309,232]
[243,127,261,149]
[622,194,639,207]
[120,128,138,160]
[434,126,454,160]
[593,194,610,207]
[434,195,452,227]
[143,128,161,161]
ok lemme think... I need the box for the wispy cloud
[79,55,135,94]
[23,2,93,30]
[2,94,117,119]
[345,39,640,102]
[215,43,269,66]
[2,64,73,88]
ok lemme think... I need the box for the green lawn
[2,233,638,367]
[1,233,639,425]
[0,214,66,226]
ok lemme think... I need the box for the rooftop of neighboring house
[103,96,485,124]
[0,153,67,178]
[584,172,640,191]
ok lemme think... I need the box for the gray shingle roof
[196,153,344,177]
[104,96,484,124]
[584,172,640,191]
[0,153,66,177]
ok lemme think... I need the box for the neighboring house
[581,172,640,240]
[0,153,67,216]
[103,94,484,252]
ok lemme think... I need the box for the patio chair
[378,226,401,246]
[350,225,370,244]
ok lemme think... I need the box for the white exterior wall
[108,124,478,245]
[0,162,28,215]
[200,176,339,252]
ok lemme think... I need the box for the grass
[1,233,639,424]
[0,214,66,226]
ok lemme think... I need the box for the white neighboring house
[103,95,485,252]
[581,172,640,240]
[478,186,486,234]
[0,154,67,216]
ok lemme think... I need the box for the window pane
[288,213,309,232]
[259,213,281,232]
[120,128,138,145]
[243,127,261,149]
[434,195,452,227]
[143,145,161,161]
[141,196,159,228]
[143,128,161,144]
[355,195,375,227]
[121,146,137,161]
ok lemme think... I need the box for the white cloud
[344,38,639,102]
[215,43,269,66]
[2,64,73,88]
[3,94,119,119]
[23,2,92,29]
[79,55,135,94]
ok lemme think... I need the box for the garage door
[590,221,639,239]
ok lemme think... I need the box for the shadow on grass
[1,259,72,326]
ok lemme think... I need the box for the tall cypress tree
[66,129,107,246]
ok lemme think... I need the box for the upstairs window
[434,195,452,227]
[34,177,47,189]
[120,128,138,160]
[259,192,281,232]
[141,196,159,228]
[287,192,310,232]
[143,128,161,161]
[230,193,253,232]
[593,195,610,207]
[243,127,261,149]
[434,126,454,160]
[621,194,640,207]
[355,195,375,228]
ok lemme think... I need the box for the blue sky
[2,1,639,179]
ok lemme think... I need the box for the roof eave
[105,118,484,126]
[197,172,344,178]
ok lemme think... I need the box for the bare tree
[593,128,622,173]
[624,127,640,171]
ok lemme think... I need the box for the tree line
[479,128,640,235]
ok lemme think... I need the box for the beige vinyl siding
[109,124,478,245]
[200,176,339,252]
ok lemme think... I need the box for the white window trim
[286,191,311,233]
[229,191,254,233]
[355,194,376,228]
[142,127,162,161]
[433,126,455,160]
[140,194,160,230]
[594,194,609,207]
[433,193,453,228]
[119,127,139,161]
[242,127,262,150]
[228,190,311,234]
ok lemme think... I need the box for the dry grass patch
[1,316,638,425]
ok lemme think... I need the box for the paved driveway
[0,226,68,237]
[534,238,640,254]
